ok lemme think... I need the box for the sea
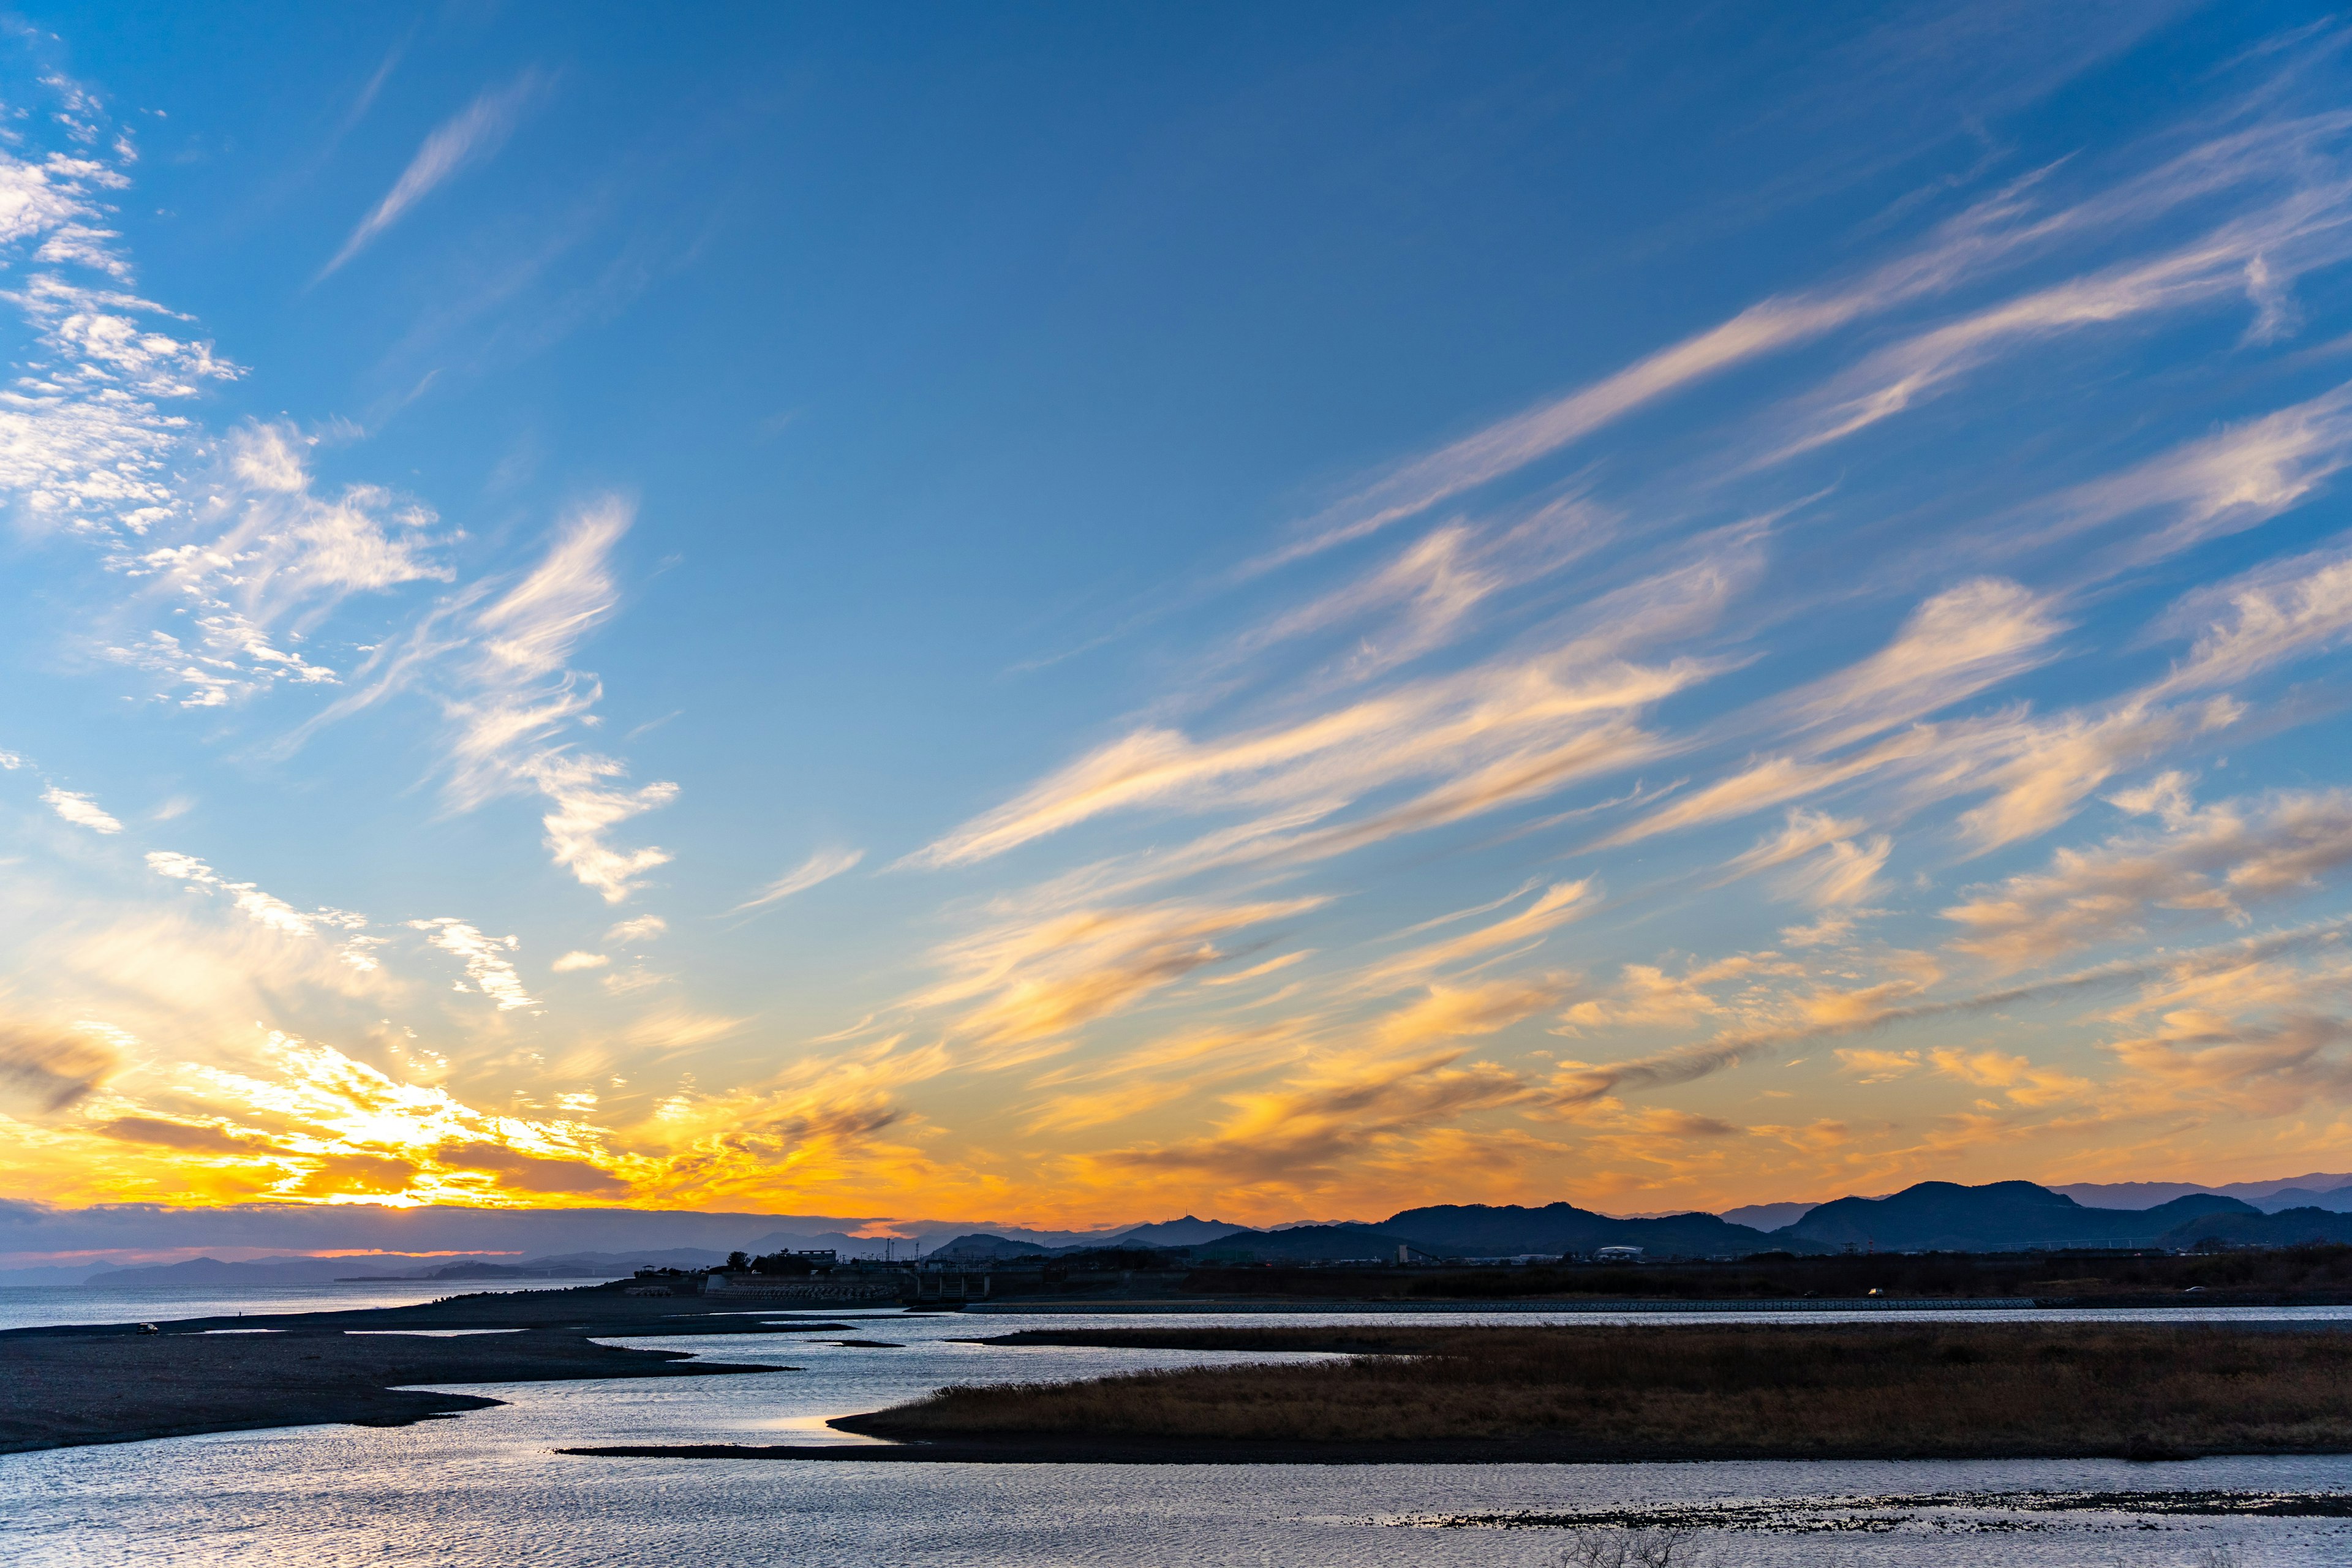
[0,1278,621,1335]
[6,1283,2352,1566]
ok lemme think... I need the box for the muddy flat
[0,1281,934,1452]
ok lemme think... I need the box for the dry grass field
[845,1324,2352,1459]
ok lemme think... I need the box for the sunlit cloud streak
[910,533,1759,872]
[318,69,548,279]
[1983,380,2352,578]
[911,895,1328,1055]
[1766,578,2067,753]
[2147,531,2352,695]
[729,846,864,916]
[1360,880,1596,990]
[1597,614,2243,859]
[145,851,374,965]
[1228,499,1615,685]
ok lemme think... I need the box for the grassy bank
[840,1324,2352,1459]
[1174,1243,2352,1304]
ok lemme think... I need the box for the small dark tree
[1558,1528,1713,1568]
[726,1251,750,1271]
[750,1251,816,1276]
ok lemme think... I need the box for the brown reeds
[850,1324,2352,1458]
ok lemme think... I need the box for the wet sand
[0,1284,848,1453]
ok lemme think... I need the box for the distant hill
[1189,1223,1426,1262]
[401,1262,550,1280]
[2244,1186,2352,1215]
[2158,1207,2352,1249]
[85,1255,497,1287]
[1717,1202,1816,1232]
[744,1224,1118,1257]
[0,1263,114,1287]
[1107,1216,1251,1248]
[1384,1202,1792,1259]
[929,1233,1050,1261]
[84,1250,706,1287]
[2049,1180,2228,1208]
[2054,1173,2352,1211]
[1774,1182,2258,1253]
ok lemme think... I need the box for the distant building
[1594,1245,1645,1263]
[701,1273,900,1302]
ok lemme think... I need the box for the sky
[6,1,2352,1233]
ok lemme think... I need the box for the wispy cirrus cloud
[1254,111,2352,573]
[2148,531,2352,695]
[1784,837,1892,907]
[107,421,454,707]
[1362,880,1596,990]
[729,846,865,917]
[1597,606,2241,861]
[910,534,1757,873]
[0,78,672,904]
[413,496,677,903]
[1227,498,1615,686]
[1768,578,2067,752]
[912,895,1327,1055]
[318,69,548,280]
[1762,166,2352,464]
[143,850,380,970]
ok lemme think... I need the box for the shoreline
[556,1431,2352,1465]
[0,1323,790,1455]
[0,1282,823,1454]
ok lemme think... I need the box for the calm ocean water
[6,1297,2352,1564]
[0,1278,620,1333]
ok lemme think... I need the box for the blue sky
[6,1,2352,1231]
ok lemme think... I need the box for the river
[5,1294,2350,1564]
